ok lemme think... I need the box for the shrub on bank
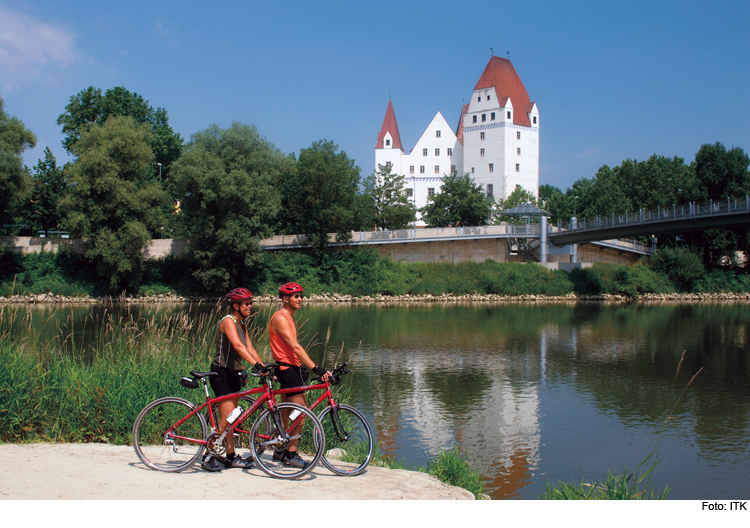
[568,263,673,296]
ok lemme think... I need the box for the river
[3,300,749,499]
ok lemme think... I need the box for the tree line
[1,86,749,295]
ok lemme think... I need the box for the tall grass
[539,352,702,500]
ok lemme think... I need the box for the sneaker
[272,449,285,461]
[201,457,223,472]
[225,455,254,469]
[283,452,310,469]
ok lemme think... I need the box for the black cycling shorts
[274,365,305,397]
[209,363,242,397]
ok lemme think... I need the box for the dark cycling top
[213,315,247,370]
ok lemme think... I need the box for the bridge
[549,195,750,245]
[260,195,750,264]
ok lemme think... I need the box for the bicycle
[204,362,373,476]
[132,363,325,479]
[275,362,374,476]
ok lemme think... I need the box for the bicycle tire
[249,402,325,479]
[316,404,374,476]
[132,397,208,472]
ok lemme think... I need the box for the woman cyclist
[203,287,265,472]
[268,282,331,469]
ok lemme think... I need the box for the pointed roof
[455,103,469,145]
[500,203,550,217]
[375,100,403,149]
[474,56,533,127]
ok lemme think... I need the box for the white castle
[375,55,539,219]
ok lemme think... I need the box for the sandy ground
[0,443,474,500]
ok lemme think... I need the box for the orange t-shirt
[269,309,299,369]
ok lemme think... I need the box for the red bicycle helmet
[226,287,253,304]
[278,282,304,296]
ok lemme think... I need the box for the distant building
[375,55,539,222]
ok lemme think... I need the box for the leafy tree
[361,164,416,230]
[22,148,67,236]
[172,122,292,291]
[491,185,537,224]
[650,247,705,291]
[280,140,362,249]
[419,172,490,227]
[58,116,168,292]
[0,93,36,234]
[56,86,183,185]
[679,143,750,266]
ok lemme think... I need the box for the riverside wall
[1,235,640,266]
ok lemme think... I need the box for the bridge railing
[563,195,750,232]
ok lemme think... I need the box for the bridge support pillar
[540,216,548,263]
[570,217,578,263]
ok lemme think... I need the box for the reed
[539,352,702,500]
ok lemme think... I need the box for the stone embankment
[3,291,750,304]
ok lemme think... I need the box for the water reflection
[2,301,749,499]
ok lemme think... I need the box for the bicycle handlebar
[311,362,350,385]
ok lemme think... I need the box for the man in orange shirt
[269,282,330,469]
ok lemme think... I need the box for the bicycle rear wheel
[133,397,208,472]
[249,402,325,479]
[316,404,374,476]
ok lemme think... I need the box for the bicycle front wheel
[132,397,208,472]
[317,404,374,476]
[249,402,325,479]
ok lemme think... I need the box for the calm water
[3,301,749,500]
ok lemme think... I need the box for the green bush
[650,247,705,292]
[568,263,672,296]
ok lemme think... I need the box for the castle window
[436,130,441,138]
[480,148,485,156]
[473,115,477,123]
[435,148,440,156]
[487,184,493,196]
[420,166,425,173]
[517,148,521,155]
[471,167,475,174]
[385,162,392,170]
[515,164,520,172]
[406,188,413,198]
[447,148,452,156]
[385,139,390,146]
[533,116,537,124]
[477,96,481,102]
[410,166,415,174]
[487,95,490,101]
[428,188,435,197]
[435,165,440,174]
[480,132,485,140]
[482,114,486,122]
[507,111,511,119]
[491,112,495,120]
[517,131,521,140]
[451,165,456,173]
[489,163,494,172]
[423,148,428,156]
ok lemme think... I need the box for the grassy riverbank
[5,247,750,300]
[0,306,485,497]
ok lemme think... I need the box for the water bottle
[226,406,243,424]
[289,409,301,421]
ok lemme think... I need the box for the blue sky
[1,0,748,191]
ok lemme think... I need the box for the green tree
[491,185,538,224]
[361,164,416,230]
[57,86,183,185]
[680,143,750,266]
[58,116,168,292]
[419,172,490,227]
[24,147,67,236]
[0,93,36,234]
[280,140,362,249]
[172,122,291,291]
